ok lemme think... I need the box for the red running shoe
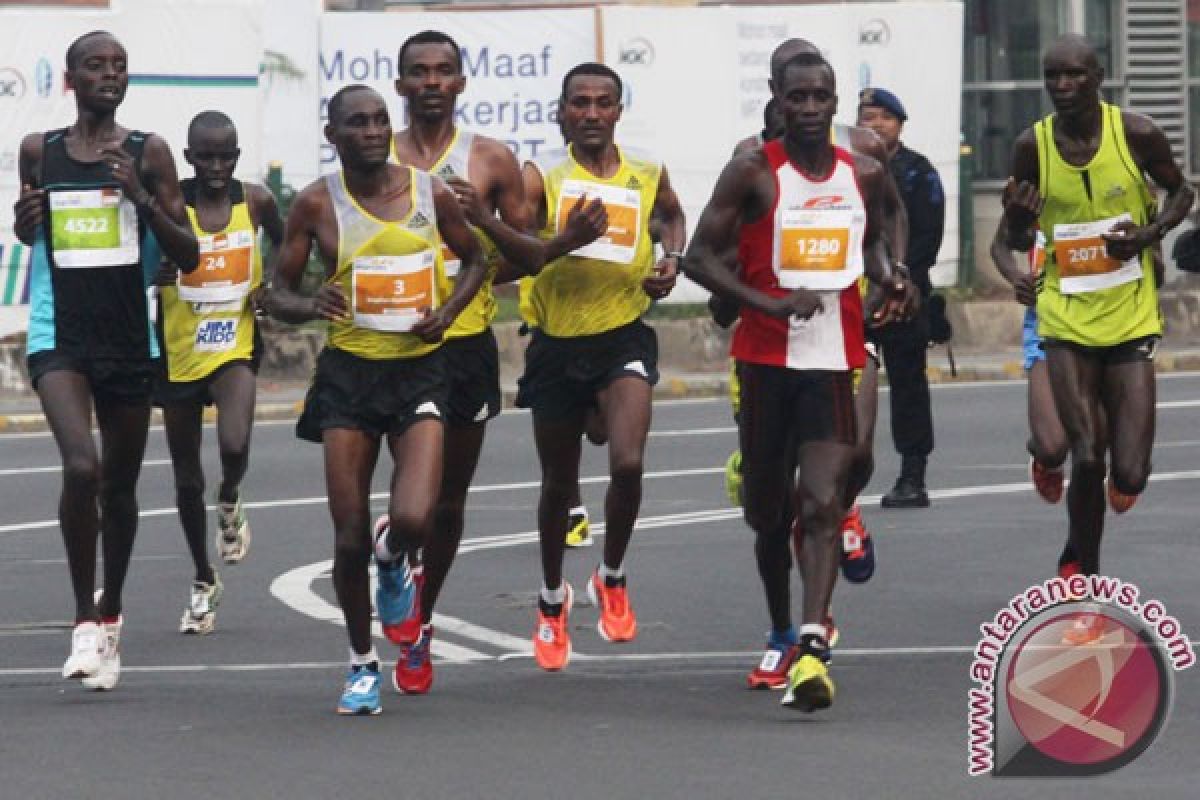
[393,624,434,695]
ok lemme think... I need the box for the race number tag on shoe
[48,187,140,268]
[194,318,240,352]
[351,249,437,332]
[759,648,783,672]
[775,208,864,290]
[556,180,641,264]
[1052,215,1142,294]
[179,230,254,303]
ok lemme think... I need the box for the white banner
[0,0,264,321]
[317,9,596,174]
[602,2,963,292]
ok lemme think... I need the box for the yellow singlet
[159,180,261,382]
[325,166,447,360]
[526,144,661,337]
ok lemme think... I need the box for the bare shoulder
[291,176,331,220]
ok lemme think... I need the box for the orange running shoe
[1030,457,1064,504]
[588,569,638,642]
[839,505,875,583]
[533,583,573,671]
[1106,476,1138,514]
[1061,612,1106,646]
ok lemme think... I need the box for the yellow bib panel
[527,145,661,337]
[159,190,261,382]
[1034,104,1160,346]
[325,168,447,360]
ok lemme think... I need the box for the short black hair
[561,62,623,102]
[778,52,836,89]
[187,110,236,142]
[327,84,376,125]
[769,38,819,85]
[398,30,462,74]
[66,30,120,71]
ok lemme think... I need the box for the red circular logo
[1005,607,1166,769]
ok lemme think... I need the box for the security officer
[857,87,945,508]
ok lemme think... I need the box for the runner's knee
[61,453,100,496]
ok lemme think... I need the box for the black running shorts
[735,361,857,464]
[443,330,502,427]
[27,349,156,406]
[1042,334,1160,365]
[516,319,659,421]
[296,346,446,443]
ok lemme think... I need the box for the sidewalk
[3,345,1199,434]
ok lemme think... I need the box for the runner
[381,31,604,693]
[716,38,908,690]
[11,31,198,690]
[517,62,686,670]
[1002,35,1192,593]
[732,97,784,158]
[266,84,487,715]
[156,110,283,634]
[684,51,914,711]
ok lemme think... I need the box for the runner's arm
[265,185,342,324]
[134,134,199,271]
[645,165,687,299]
[1114,113,1195,257]
[429,177,486,323]
[248,183,285,287]
[13,134,46,247]
[683,154,783,315]
[468,150,606,278]
[1003,130,1043,250]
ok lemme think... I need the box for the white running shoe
[82,614,122,691]
[179,573,224,634]
[62,621,104,679]
[216,495,251,564]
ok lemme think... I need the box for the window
[963,0,1123,184]
[1189,0,1200,170]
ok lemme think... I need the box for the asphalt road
[2,376,1198,799]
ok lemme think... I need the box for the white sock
[800,623,828,643]
[374,528,402,564]
[540,584,567,606]
[599,562,624,581]
[569,505,588,519]
[349,646,379,668]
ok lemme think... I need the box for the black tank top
[40,128,153,360]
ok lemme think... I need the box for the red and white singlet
[732,139,868,371]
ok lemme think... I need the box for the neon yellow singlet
[159,181,261,382]
[391,130,497,340]
[527,144,661,337]
[1034,103,1160,346]
[325,166,447,360]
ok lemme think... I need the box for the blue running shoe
[337,665,382,716]
[376,557,415,645]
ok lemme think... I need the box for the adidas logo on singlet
[436,165,458,180]
[410,211,431,227]
[626,175,642,190]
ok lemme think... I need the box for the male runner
[1003,35,1192,590]
[382,31,604,693]
[732,97,784,158]
[268,85,486,715]
[716,38,908,689]
[12,31,198,691]
[685,52,914,711]
[156,111,283,634]
[518,62,686,670]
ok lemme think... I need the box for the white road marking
[0,466,725,535]
[0,458,172,478]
